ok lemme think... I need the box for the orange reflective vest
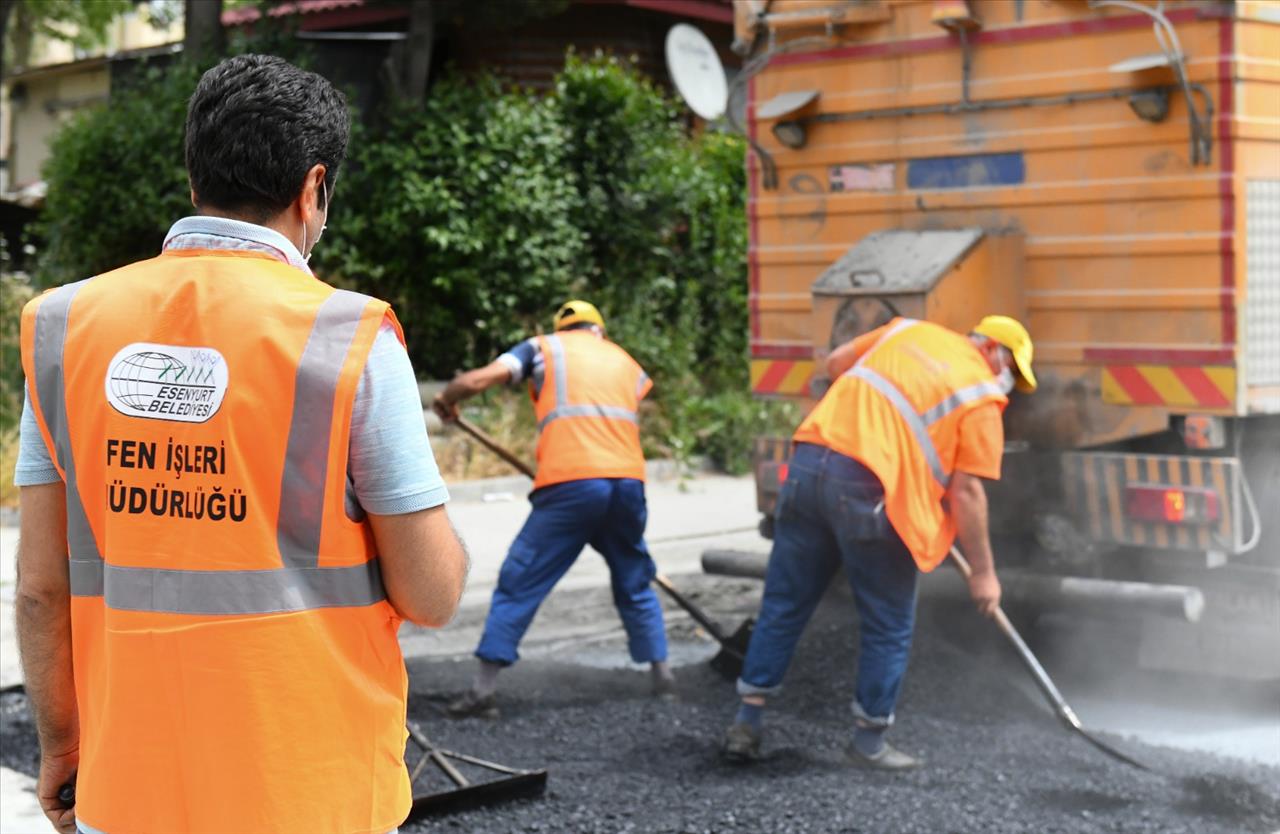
[20,248,411,834]
[793,318,1008,571]
[530,331,650,490]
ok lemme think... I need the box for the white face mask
[996,366,1016,394]
[301,179,328,264]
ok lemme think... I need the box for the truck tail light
[1125,485,1219,524]
[778,463,789,483]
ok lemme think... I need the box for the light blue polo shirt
[14,216,448,517]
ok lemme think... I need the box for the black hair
[560,321,599,332]
[185,54,348,221]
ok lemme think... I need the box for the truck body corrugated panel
[746,0,1280,443]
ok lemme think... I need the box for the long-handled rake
[403,722,548,819]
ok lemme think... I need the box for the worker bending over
[722,316,1036,770]
[434,301,675,717]
[14,55,468,834]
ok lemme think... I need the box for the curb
[444,457,714,504]
[0,459,721,521]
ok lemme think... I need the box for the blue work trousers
[476,477,668,666]
[738,443,919,725]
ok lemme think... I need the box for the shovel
[453,414,752,679]
[949,546,1148,770]
[653,573,754,680]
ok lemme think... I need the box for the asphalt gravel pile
[2,577,1278,833]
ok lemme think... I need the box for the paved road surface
[0,471,763,833]
[3,472,1278,833]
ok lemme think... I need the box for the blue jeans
[738,443,919,725]
[476,478,668,666]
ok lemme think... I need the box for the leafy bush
[36,49,799,470]
[1,273,35,431]
[317,53,798,468]
[36,24,312,287]
[550,55,795,466]
[318,76,585,372]
[37,60,200,287]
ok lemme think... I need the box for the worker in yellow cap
[433,300,675,716]
[722,315,1035,769]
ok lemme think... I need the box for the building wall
[448,4,734,92]
[6,68,110,189]
[20,7,182,70]
[3,5,180,193]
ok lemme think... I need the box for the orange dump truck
[728,0,1279,677]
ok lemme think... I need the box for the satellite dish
[665,23,728,121]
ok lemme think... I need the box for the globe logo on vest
[104,343,228,423]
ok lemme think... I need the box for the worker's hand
[36,747,78,834]
[967,569,1002,618]
[432,394,458,423]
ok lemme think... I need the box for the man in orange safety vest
[433,300,676,716]
[721,315,1036,770]
[14,55,468,834]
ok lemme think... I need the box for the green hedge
[318,74,585,370]
[34,51,797,471]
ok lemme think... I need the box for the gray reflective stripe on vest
[845,319,1003,490]
[537,404,639,432]
[545,333,569,407]
[537,333,637,433]
[848,366,949,487]
[278,290,371,568]
[33,279,105,596]
[920,379,1005,425]
[103,560,385,615]
[636,372,650,397]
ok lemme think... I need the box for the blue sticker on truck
[906,152,1025,190]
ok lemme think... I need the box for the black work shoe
[652,674,678,702]
[446,690,499,720]
[845,741,922,771]
[721,722,762,763]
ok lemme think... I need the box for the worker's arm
[353,325,468,626]
[432,360,512,422]
[948,471,1001,618]
[369,505,469,627]
[16,483,80,834]
[825,328,885,379]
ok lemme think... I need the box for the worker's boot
[445,690,499,720]
[651,661,678,701]
[721,722,762,763]
[845,741,922,771]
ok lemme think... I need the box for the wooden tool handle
[948,547,1078,725]
[653,573,730,643]
[454,415,536,479]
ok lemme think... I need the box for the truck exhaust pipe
[701,549,1205,623]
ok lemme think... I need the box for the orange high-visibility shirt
[794,318,1008,570]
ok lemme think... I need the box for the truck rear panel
[744,0,1280,448]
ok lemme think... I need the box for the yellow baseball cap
[974,315,1036,392]
[555,299,605,331]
